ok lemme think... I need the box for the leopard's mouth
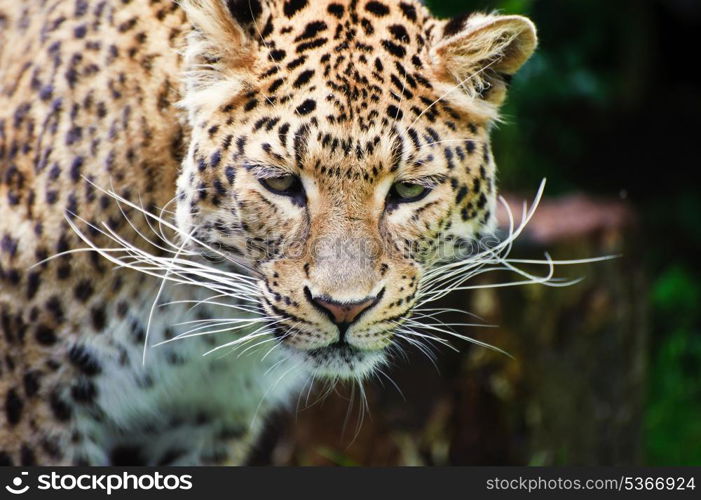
[283,341,387,380]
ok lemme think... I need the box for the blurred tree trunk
[248,194,647,466]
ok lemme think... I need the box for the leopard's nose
[314,296,375,324]
[304,287,382,337]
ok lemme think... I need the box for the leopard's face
[176,0,536,378]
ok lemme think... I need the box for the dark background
[251,0,701,466]
[473,0,701,465]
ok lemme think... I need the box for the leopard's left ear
[431,13,537,109]
[180,0,266,117]
[180,0,262,68]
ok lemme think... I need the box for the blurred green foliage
[426,0,701,465]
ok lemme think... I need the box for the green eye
[394,182,426,199]
[259,174,306,203]
[261,175,295,192]
[390,181,430,203]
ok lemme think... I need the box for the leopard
[0,0,537,465]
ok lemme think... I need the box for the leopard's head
[176,0,536,378]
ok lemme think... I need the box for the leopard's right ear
[180,0,266,114]
[429,13,537,119]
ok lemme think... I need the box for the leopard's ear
[180,0,265,64]
[431,13,537,111]
[180,0,266,115]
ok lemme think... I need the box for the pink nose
[312,296,376,325]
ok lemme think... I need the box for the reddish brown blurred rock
[497,192,635,245]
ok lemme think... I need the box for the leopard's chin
[284,343,387,380]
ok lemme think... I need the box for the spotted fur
[0,0,536,465]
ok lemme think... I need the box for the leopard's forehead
[251,0,435,71]
[250,0,435,112]
[216,0,477,178]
